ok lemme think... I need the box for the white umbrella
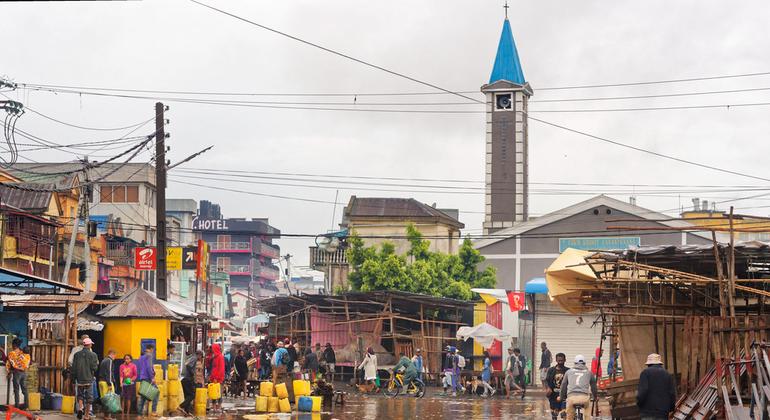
[456,322,512,348]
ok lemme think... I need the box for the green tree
[345,225,496,300]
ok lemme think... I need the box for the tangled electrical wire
[1,99,24,166]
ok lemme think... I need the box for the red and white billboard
[134,247,157,270]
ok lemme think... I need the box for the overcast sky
[4,0,770,268]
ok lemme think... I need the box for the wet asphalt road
[38,390,612,419]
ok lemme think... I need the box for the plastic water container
[255,395,268,412]
[311,396,322,412]
[153,364,164,381]
[61,395,75,414]
[167,364,179,380]
[194,402,207,416]
[98,381,113,396]
[207,382,221,400]
[158,381,167,397]
[194,387,208,405]
[293,379,311,397]
[28,392,41,411]
[275,382,288,399]
[167,380,182,397]
[267,396,279,413]
[50,394,63,411]
[167,395,180,412]
[279,397,291,413]
[259,381,274,397]
[297,396,313,412]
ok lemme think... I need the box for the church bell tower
[482,14,533,235]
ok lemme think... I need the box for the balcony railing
[215,264,251,275]
[255,263,280,281]
[309,246,348,267]
[105,242,136,266]
[253,241,280,259]
[210,241,251,252]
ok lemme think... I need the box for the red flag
[506,291,525,312]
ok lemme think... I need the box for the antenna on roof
[503,0,509,19]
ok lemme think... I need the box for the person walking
[539,342,552,387]
[481,350,496,397]
[233,349,249,398]
[118,354,137,415]
[322,343,336,383]
[72,338,98,420]
[208,343,225,412]
[180,350,203,414]
[545,353,569,420]
[590,347,603,378]
[504,347,523,398]
[6,338,29,409]
[357,347,378,390]
[411,349,425,382]
[559,355,598,420]
[136,345,159,417]
[637,353,676,420]
[272,342,289,385]
[97,349,116,420]
[513,348,527,398]
[302,347,319,382]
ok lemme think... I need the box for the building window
[100,185,140,203]
[216,257,230,271]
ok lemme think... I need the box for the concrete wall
[350,221,461,256]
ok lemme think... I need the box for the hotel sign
[558,236,640,252]
[192,217,229,231]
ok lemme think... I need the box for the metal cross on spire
[504,0,509,19]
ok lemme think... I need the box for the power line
[530,86,770,103]
[527,114,770,184]
[20,70,770,98]
[187,0,484,105]
[22,104,153,132]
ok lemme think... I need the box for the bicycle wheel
[414,380,426,398]
[383,379,400,398]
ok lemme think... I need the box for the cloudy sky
[4,0,770,267]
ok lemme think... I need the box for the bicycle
[383,371,425,398]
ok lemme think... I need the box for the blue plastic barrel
[297,396,313,412]
[50,394,63,411]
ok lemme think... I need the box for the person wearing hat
[411,349,425,382]
[559,354,597,420]
[637,353,676,420]
[72,337,99,420]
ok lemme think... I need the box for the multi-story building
[193,200,281,315]
[166,199,198,309]
[309,196,464,292]
[682,197,770,241]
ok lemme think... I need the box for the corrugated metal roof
[489,18,526,85]
[345,196,464,228]
[10,163,155,186]
[0,183,56,213]
[97,286,177,319]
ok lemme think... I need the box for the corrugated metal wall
[310,309,380,366]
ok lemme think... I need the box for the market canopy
[0,266,82,296]
[524,277,548,294]
[544,248,599,315]
[456,322,511,348]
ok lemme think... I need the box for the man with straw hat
[637,353,676,420]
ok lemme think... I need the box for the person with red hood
[208,343,225,412]
[591,347,603,378]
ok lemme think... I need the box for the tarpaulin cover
[456,322,511,348]
[545,248,599,314]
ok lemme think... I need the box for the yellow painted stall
[98,287,175,360]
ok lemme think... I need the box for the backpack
[457,355,466,369]
[281,350,291,366]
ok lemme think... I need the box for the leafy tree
[345,224,497,300]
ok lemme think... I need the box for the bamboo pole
[711,231,726,318]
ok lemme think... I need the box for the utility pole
[82,159,92,291]
[155,102,168,300]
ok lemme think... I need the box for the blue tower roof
[489,18,525,85]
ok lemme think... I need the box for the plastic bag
[101,392,121,414]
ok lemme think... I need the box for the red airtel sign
[134,247,157,270]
